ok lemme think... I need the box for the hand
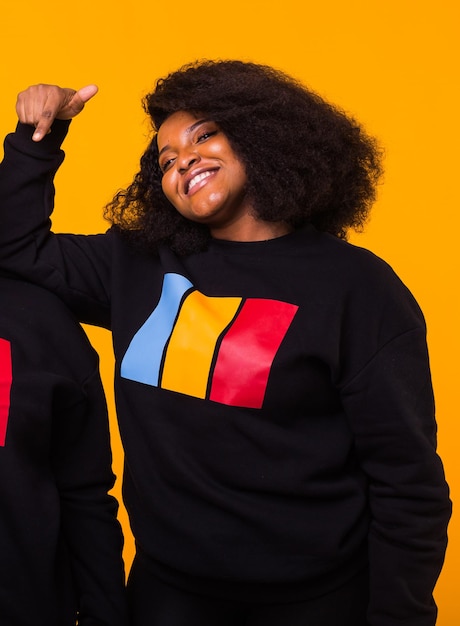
[16,84,98,141]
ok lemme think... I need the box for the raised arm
[0,85,112,327]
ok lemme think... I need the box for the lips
[184,167,218,195]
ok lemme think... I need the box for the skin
[15,84,98,141]
[158,111,291,242]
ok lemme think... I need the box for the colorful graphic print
[121,273,298,409]
[0,338,12,446]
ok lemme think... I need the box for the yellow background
[1,0,458,622]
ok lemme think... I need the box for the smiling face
[157,111,259,240]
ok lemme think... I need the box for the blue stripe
[120,273,193,386]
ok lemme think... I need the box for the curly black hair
[104,60,383,255]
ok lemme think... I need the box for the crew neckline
[207,224,317,255]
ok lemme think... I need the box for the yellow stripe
[161,291,242,398]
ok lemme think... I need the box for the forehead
[157,111,203,147]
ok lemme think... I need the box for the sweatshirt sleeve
[0,121,112,328]
[340,312,451,625]
[51,364,129,626]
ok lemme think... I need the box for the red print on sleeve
[0,338,12,446]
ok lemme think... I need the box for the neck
[210,218,293,242]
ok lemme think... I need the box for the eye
[196,129,218,143]
[160,156,175,174]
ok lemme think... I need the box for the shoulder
[312,229,397,275]
[302,229,426,330]
[0,277,97,370]
[313,230,415,291]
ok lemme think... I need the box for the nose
[177,149,200,173]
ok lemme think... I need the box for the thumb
[56,84,99,120]
[76,84,99,103]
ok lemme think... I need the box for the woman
[0,60,451,626]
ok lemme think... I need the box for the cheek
[232,162,248,191]
[161,176,177,206]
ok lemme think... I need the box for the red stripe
[0,338,13,446]
[210,299,298,408]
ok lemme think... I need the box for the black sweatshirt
[0,276,128,625]
[0,120,452,625]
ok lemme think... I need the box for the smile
[186,169,216,195]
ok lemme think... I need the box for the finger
[77,84,99,103]
[16,85,48,126]
[31,109,55,141]
[15,84,71,141]
[15,83,98,141]
[15,94,26,124]
[33,88,76,141]
[57,84,99,119]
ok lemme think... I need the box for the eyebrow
[158,118,210,158]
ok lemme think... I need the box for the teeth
[188,171,212,192]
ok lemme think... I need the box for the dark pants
[127,559,368,626]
